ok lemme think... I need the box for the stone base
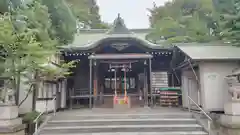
[224,102,240,115]
[220,115,240,128]
[0,106,25,135]
[0,118,22,127]
[0,130,24,135]
[219,125,240,135]
[0,106,18,119]
[0,124,25,135]
[217,115,240,135]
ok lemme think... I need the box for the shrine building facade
[60,15,180,109]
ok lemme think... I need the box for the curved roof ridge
[106,14,132,34]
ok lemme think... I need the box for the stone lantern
[225,71,240,115]
[218,69,240,135]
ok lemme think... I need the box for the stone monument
[218,70,240,135]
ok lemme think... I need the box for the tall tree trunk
[15,71,20,105]
[32,71,38,111]
[18,84,33,107]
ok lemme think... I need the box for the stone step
[39,124,204,134]
[51,113,193,120]
[47,118,197,126]
[39,131,208,135]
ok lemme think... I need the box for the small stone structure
[0,87,25,135]
[0,105,25,135]
[217,70,240,135]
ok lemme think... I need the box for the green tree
[0,0,23,14]
[216,0,240,46]
[41,0,76,45]
[66,0,109,29]
[146,17,191,44]
[0,0,77,45]
[147,0,218,45]
[0,1,76,106]
[0,0,9,14]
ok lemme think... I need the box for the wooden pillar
[144,60,148,107]
[93,61,98,107]
[124,68,127,97]
[114,68,117,96]
[56,82,59,111]
[148,58,153,107]
[136,74,142,106]
[69,88,73,109]
[128,77,130,90]
[89,59,93,108]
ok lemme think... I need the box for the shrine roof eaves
[89,53,153,60]
[175,42,240,60]
[60,14,167,51]
[61,33,166,51]
[77,28,153,34]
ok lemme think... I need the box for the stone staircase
[37,109,208,135]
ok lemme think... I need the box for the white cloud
[96,0,169,29]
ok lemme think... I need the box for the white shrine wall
[181,69,199,109]
[198,61,239,112]
[18,80,67,114]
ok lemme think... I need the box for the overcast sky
[96,0,169,29]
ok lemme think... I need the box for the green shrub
[22,111,43,124]
[22,111,44,134]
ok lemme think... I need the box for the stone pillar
[217,75,240,135]
[0,105,25,135]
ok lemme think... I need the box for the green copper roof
[62,14,164,51]
[176,43,240,60]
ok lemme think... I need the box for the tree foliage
[0,0,23,14]
[216,0,240,46]
[0,0,77,45]
[0,0,76,105]
[41,0,76,45]
[66,0,109,29]
[0,6,54,104]
[147,0,218,45]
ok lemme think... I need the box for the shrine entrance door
[88,54,153,108]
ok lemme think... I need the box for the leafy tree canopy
[41,0,76,45]
[0,1,56,104]
[0,0,77,45]
[0,0,23,14]
[66,0,109,29]
[147,0,218,45]
[0,0,76,105]
[216,0,240,46]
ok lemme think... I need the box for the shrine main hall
[61,15,181,109]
